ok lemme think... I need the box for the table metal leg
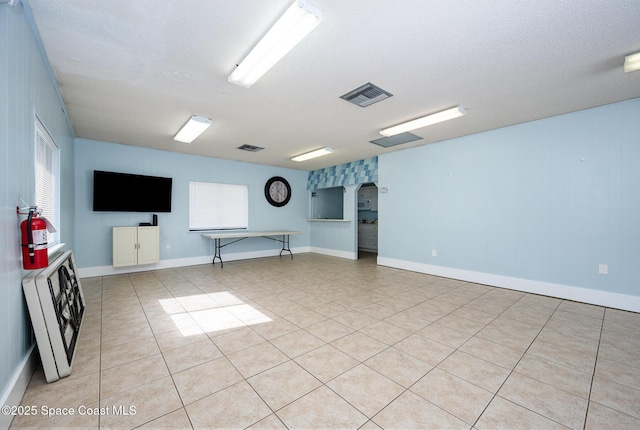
[279,234,293,259]
[212,238,223,268]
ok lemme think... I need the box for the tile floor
[10,252,640,429]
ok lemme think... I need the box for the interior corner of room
[2,0,640,426]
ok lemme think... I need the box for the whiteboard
[189,181,248,230]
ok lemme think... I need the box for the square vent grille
[370,132,423,148]
[340,82,392,107]
[237,144,264,152]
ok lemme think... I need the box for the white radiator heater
[22,250,86,383]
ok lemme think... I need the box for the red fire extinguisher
[20,207,49,270]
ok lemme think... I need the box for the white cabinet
[358,223,378,251]
[113,226,159,267]
[358,186,378,211]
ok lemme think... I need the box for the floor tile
[100,353,169,399]
[585,401,640,430]
[186,381,272,429]
[430,314,487,336]
[365,347,433,388]
[330,331,388,362]
[333,310,379,330]
[498,372,588,429]
[358,320,412,345]
[172,356,244,405]
[226,341,290,378]
[515,353,592,398]
[411,368,493,425]
[161,338,223,374]
[394,333,454,366]
[270,329,325,358]
[458,336,523,369]
[137,408,193,429]
[294,344,359,383]
[372,390,469,430]
[437,350,510,393]
[248,361,321,411]
[247,413,288,429]
[595,357,640,390]
[590,375,640,419]
[418,323,472,348]
[283,308,328,327]
[527,337,597,374]
[597,342,640,368]
[99,376,183,429]
[305,318,354,342]
[276,386,368,429]
[250,317,299,340]
[210,326,266,354]
[476,396,570,429]
[327,364,404,417]
[100,336,160,370]
[12,255,640,430]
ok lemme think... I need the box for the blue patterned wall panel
[307,157,378,190]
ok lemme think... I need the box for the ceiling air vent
[340,82,392,107]
[237,144,264,152]
[370,132,423,148]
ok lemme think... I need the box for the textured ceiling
[27,0,640,171]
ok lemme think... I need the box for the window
[35,117,59,244]
[189,182,248,231]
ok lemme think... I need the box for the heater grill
[340,82,392,107]
[370,132,423,148]
[237,144,264,152]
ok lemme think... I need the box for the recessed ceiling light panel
[291,146,333,162]
[380,106,466,137]
[174,115,211,143]
[624,52,640,73]
[229,0,322,88]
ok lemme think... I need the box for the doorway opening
[357,183,378,258]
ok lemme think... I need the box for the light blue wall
[309,184,358,256]
[379,98,640,297]
[74,139,309,269]
[0,3,75,404]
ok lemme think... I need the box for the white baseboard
[78,246,311,277]
[0,345,38,430]
[309,247,357,260]
[377,257,640,313]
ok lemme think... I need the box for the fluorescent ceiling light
[380,106,467,137]
[291,146,333,162]
[624,52,640,73]
[174,115,211,143]
[228,0,322,88]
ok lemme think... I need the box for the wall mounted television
[93,170,173,212]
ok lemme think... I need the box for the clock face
[265,177,291,207]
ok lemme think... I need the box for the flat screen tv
[93,170,172,212]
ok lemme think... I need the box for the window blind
[189,182,248,231]
[35,118,59,243]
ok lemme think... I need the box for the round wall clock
[264,176,292,207]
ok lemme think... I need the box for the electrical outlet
[598,264,608,275]
[432,249,437,257]
[166,244,171,250]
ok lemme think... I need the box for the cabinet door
[137,227,160,265]
[358,187,371,199]
[370,189,378,211]
[113,227,138,267]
